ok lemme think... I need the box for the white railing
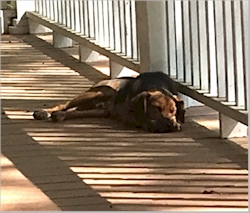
[165,1,248,112]
[34,0,139,61]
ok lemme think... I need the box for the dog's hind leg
[50,108,110,122]
[33,86,116,121]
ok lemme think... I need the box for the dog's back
[130,71,178,95]
[114,72,178,103]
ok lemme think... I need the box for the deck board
[1,34,248,211]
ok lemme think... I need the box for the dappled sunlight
[3,111,34,120]
[24,122,248,210]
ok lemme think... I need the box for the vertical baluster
[83,1,89,36]
[113,1,121,53]
[175,0,184,81]
[35,0,38,12]
[52,0,59,23]
[182,1,191,84]
[88,1,95,38]
[190,1,200,88]
[207,1,217,96]
[224,1,235,103]
[47,0,50,19]
[232,1,245,107]
[119,1,125,55]
[50,0,54,21]
[166,1,176,77]
[61,1,66,26]
[198,1,209,91]
[215,1,226,98]
[66,1,71,28]
[79,0,84,34]
[42,0,45,16]
[108,1,114,50]
[70,0,74,30]
[125,0,132,57]
[58,0,62,24]
[39,0,42,13]
[97,1,104,45]
[130,0,138,60]
[103,1,109,48]
[74,0,80,33]
[242,0,248,110]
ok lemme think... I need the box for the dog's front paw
[51,111,66,122]
[173,122,182,132]
[33,110,49,120]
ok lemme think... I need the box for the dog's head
[131,90,185,133]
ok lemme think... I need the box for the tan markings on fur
[149,91,177,121]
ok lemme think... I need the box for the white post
[219,113,248,138]
[16,0,51,34]
[135,1,202,109]
[135,1,168,72]
[79,45,99,63]
[109,60,138,78]
[29,19,52,34]
[52,31,72,48]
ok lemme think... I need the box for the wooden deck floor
[1,34,248,211]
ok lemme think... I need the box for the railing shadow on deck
[6,34,109,84]
[1,34,248,211]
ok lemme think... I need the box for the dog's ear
[131,91,150,114]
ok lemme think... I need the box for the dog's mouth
[144,118,181,133]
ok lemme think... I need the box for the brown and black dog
[33,71,185,133]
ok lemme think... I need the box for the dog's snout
[145,117,182,133]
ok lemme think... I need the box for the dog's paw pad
[51,111,66,122]
[33,110,48,120]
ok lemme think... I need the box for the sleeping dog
[33,71,185,133]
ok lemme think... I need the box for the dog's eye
[170,109,175,114]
